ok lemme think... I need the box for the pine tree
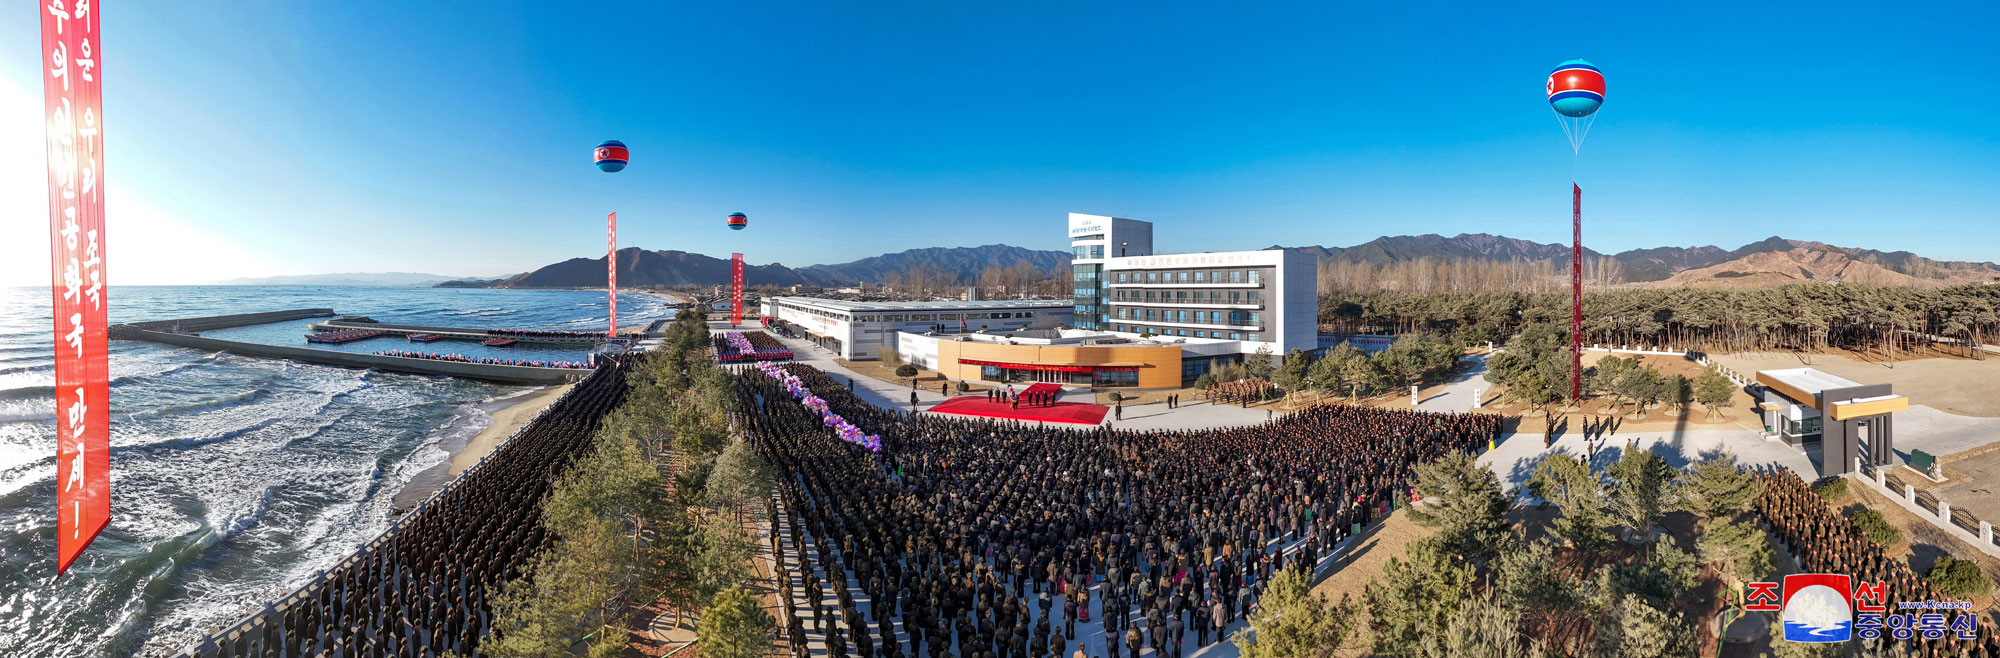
[1246,343,1277,380]
[1605,446,1678,541]
[1276,348,1314,393]
[1363,540,1474,656]
[1422,592,1548,658]
[1674,451,1763,522]
[1693,364,1738,421]
[1697,519,1774,595]
[698,585,774,658]
[1526,454,1609,550]
[1407,452,1511,562]
[1232,565,1356,658]
[1615,541,1699,608]
[1590,595,1694,658]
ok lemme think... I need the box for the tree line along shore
[1319,284,2000,359]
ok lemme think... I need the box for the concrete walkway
[1888,404,2000,459]
[1479,427,1818,492]
[1411,353,1495,414]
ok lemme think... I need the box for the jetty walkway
[111,309,596,384]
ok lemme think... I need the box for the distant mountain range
[1280,234,2000,288]
[432,234,2000,291]
[440,244,1070,289]
[211,272,517,287]
[801,245,1069,285]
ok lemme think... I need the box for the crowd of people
[985,386,1061,408]
[737,362,1501,658]
[715,330,796,363]
[375,350,592,369]
[306,328,389,344]
[1203,379,1275,407]
[1754,469,1997,657]
[487,328,609,340]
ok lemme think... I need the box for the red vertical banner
[606,212,617,337]
[1570,183,1582,400]
[730,253,745,327]
[43,0,111,575]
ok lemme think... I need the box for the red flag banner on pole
[43,0,111,575]
[1570,183,1583,401]
[607,212,617,337]
[730,253,745,327]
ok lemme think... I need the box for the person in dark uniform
[1062,594,1077,639]
[827,624,848,658]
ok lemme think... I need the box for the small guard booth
[1754,367,1907,475]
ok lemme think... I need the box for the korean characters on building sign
[43,0,110,575]
[1128,254,1246,268]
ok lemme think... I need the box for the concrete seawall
[121,308,336,333]
[306,319,606,344]
[112,309,587,384]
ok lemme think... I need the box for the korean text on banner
[43,0,111,575]
[607,212,617,336]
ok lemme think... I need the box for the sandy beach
[392,383,574,510]
[451,384,572,475]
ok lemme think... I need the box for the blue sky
[2,1,1997,285]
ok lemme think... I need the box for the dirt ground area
[1843,485,2000,615]
[1309,509,1427,657]
[1707,350,2000,417]
[1920,444,2000,540]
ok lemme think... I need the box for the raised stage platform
[927,395,1109,425]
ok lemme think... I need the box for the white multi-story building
[1068,213,1318,358]
[758,297,1073,361]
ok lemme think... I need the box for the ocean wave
[278,412,360,450]
[111,416,283,455]
[214,487,278,540]
[0,362,55,376]
[0,385,57,401]
[314,380,373,416]
[0,464,54,499]
[108,354,230,387]
[130,389,272,419]
[0,410,55,423]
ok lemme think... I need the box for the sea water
[0,286,670,657]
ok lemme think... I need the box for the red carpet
[928,396,1109,425]
[1022,382,1063,399]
